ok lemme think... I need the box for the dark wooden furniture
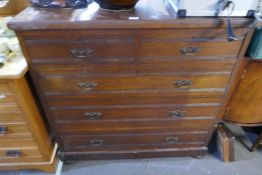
[0,59,57,172]
[8,0,256,161]
[225,60,262,151]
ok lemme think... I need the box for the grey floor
[1,133,262,175]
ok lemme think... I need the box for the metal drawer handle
[0,95,6,100]
[90,139,104,147]
[174,80,192,88]
[169,110,186,118]
[84,112,102,120]
[0,125,8,134]
[78,82,97,90]
[165,137,178,144]
[5,150,22,157]
[180,47,200,56]
[70,48,94,58]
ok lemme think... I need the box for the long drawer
[61,132,208,152]
[38,73,230,93]
[55,118,214,132]
[47,94,222,109]
[51,105,219,121]
[32,57,237,74]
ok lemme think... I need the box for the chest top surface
[8,0,255,30]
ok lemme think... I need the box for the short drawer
[61,132,208,152]
[51,105,219,122]
[38,74,230,93]
[24,30,135,62]
[0,113,25,123]
[139,29,243,58]
[0,148,43,163]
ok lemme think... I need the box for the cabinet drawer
[0,124,32,139]
[32,57,236,74]
[0,148,43,163]
[0,113,25,123]
[24,31,134,62]
[51,105,219,122]
[0,139,37,149]
[0,92,16,104]
[140,41,242,58]
[39,74,230,93]
[47,94,222,109]
[61,132,208,152]
[56,118,214,132]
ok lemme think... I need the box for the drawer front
[0,148,43,163]
[56,119,214,132]
[47,94,223,108]
[51,105,219,121]
[0,92,16,104]
[0,139,37,149]
[0,124,32,139]
[32,57,237,74]
[38,74,230,93]
[24,30,135,61]
[0,113,25,123]
[61,132,208,151]
[140,29,243,58]
[140,41,242,58]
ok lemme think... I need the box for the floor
[1,132,262,175]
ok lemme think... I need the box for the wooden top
[0,0,28,16]
[8,0,256,30]
[0,56,27,79]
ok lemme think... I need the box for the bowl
[94,0,139,10]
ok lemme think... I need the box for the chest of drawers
[0,58,57,171]
[8,0,256,161]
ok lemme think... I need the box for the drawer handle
[84,112,102,120]
[174,80,192,88]
[0,94,6,100]
[0,125,8,134]
[180,47,200,56]
[70,48,94,58]
[5,150,22,157]
[90,139,104,147]
[165,137,178,144]
[78,82,97,90]
[169,110,186,118]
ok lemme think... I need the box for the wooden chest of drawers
[0,58,57,171]
[9,0,256,161]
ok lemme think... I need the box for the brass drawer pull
[70,48,94,58]
[180,47,200,56]
[0,94,6,100]
[174,80,192,88]
[90,139,104,147]
[0,125,8,134]
[169,110,186,118]
[78,82,97,90]
[165,137,178,144]
[84,112,102,120]
[5,150,22,157]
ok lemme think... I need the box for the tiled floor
[1,139,262,175]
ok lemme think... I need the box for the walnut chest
[8,0,255,161]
